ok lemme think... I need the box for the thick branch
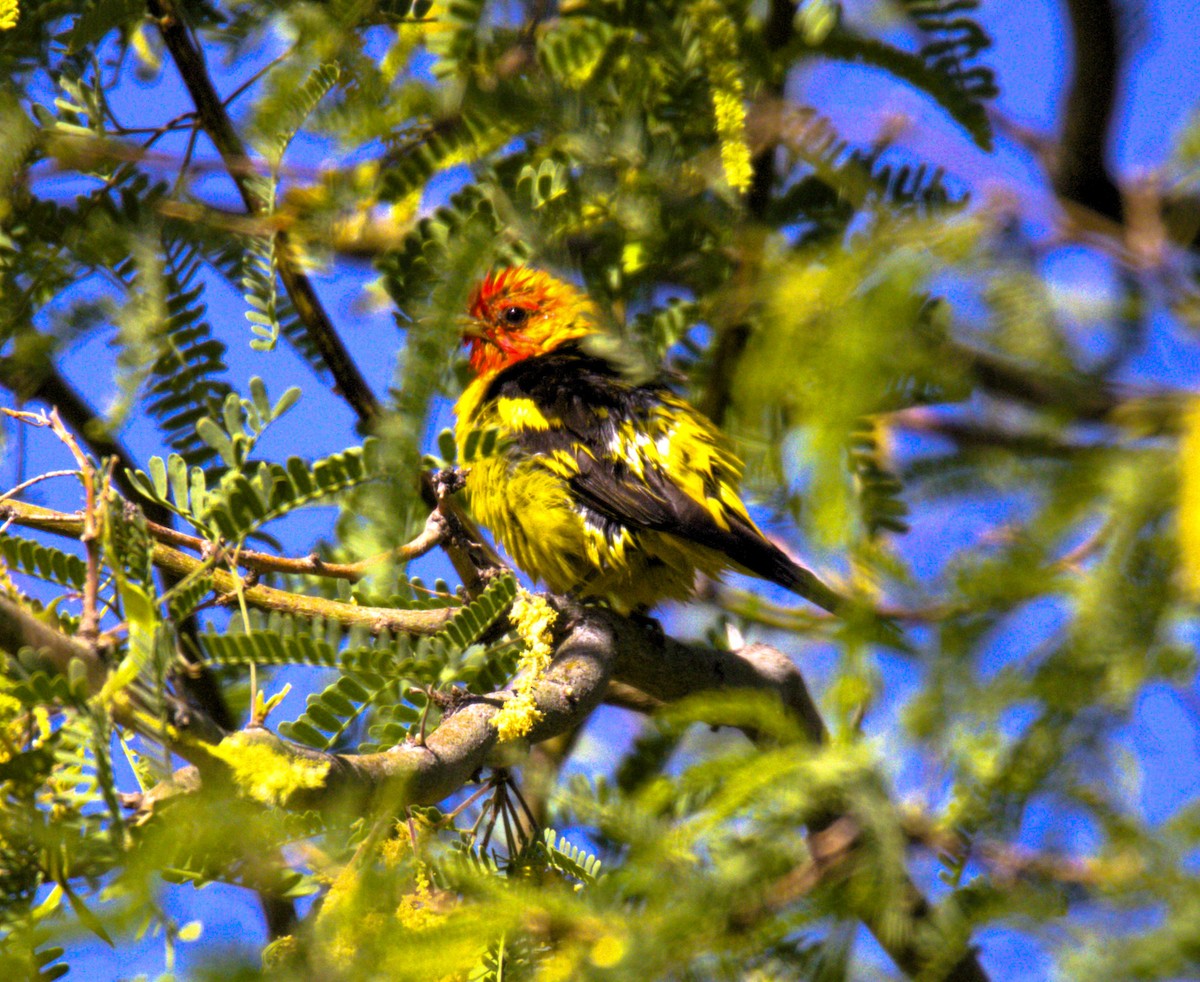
[176,606,984,980]
[157,609,827,814]
[0,594,108,693]
[955,342,1122,420]
[176,605,625,814]
[614,631,827,743]
[6,586,986,980]
[1057,0,1123,224]
[890,406,1099,458]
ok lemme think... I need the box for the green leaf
[67,0,144,54]
[145,234,235,467]
[811,24,995,151]
[149,455,169,500]
[248,376,270,421]
[262,63,341,168]
[195,416,237,467]
[272,386,302,420]
[58,879,113,947]
[168,453,190,514]
[0,535,87,589]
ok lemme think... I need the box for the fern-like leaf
[66,0,143,55]
[850,420,910,538]
[379,111,490,204]
[811,3,997,150]
[208,237,329,375]
[193,612,440,681]
[377,184,528,313]
[0,534,87,589]
[425,0,489,78]
[262,63,341,169]
[431,574,518,656]
[279,672,415,751]
[540,829,602,885]
[128,439,378,542]
[146,235,235,467]
[241,225,282,353]
[537,16,618,90]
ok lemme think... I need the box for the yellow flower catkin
[694,2,753,194]
[492,592,556,741]
[206,731,330,808]
[0,0,18,31]
[712,88,753,193]
[394,865,442,930]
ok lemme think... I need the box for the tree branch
[138,507,447,584]
[1,499,456,636]
[954,341,1122,420]
[1056,0,1123,224]
[0,595,108,693]
[612,623,986,982]
[889,406,1100,458]
[2,584,988,980]
[900,805,1136,889]
[419,470,507,599]
[130,608,817,814]
[147,0,381,428]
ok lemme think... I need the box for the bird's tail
[743,534,907,647]
[750,540,846,615]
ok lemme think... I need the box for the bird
[453,266,843,616]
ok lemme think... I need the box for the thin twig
[425,469,508,598]
[5,497,449,583]
[506,775,541,841]
[0,469,79,506]
[1,498,457,636]
[442,780,494,825]
[11,409,104,646]
[479,793,502,854]
[497,782,517,858]
[0,369,236,730]
[899,807,1136,888]
[220,46,297,110]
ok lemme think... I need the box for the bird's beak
[459,317,488,342]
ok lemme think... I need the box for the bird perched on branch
[454,267,843,615]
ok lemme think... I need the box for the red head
[463,267,597,376]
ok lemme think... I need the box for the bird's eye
[501,306,529,326]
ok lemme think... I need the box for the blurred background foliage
[1,0,1199,978]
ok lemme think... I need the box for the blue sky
[4,1,1200,978]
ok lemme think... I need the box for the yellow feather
[494,397,554,431]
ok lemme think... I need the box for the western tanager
[454,267,842,615]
